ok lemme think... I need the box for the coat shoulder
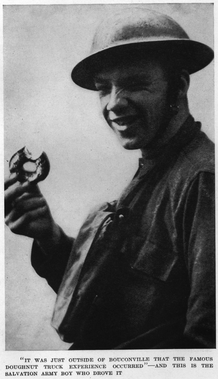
[172,130,214,182]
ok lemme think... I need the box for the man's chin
[119,138,143,151]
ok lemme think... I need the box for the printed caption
[4,355,214,376]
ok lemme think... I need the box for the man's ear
[178,69,190,98]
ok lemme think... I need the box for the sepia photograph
[3,1,215,362]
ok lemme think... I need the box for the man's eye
[127,82,148,91]
[95,84,110,95]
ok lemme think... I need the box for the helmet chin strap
[143,72,181,154]
[143,101,180,155]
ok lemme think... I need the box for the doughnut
[9,147,50,183]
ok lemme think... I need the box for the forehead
[94,57,167,83]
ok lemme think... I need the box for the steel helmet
[71,8,214,90]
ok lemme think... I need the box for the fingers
[5,205,48,236]
[5,180,30,203]
[5,173,41,194]
[5,181,29,216]
[4,173,52,239]
[13,191,44,208]
[5,195,46,224]
[5,181,26,216]
[4,173,18,190]
[5,180,41,215]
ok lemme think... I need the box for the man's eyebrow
[94,73,150,84]
[94,75,108,84]
[127,74,150,82]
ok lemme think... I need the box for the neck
[141,104,190,159]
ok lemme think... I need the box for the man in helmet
[5,8,215,349]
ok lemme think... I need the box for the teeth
[112,116,137,126]
[116,120,126,126]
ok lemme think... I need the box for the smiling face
[94,58,172,152]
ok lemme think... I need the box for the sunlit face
[94,58,170,151]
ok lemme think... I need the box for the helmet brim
[71,39,214,90]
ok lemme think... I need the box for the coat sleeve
[31,228,74,293]
[182,171,215,348]
[31,202,113,295]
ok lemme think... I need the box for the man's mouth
[110,115,140,129]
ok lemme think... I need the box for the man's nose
[106,87,129,112]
